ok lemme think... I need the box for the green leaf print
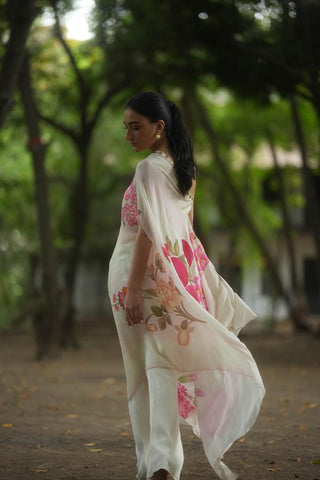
[151,305,165,317]
[144,288,157,297]
[158,317,167,331]
[174,239,180,256]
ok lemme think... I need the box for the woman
[108,91,265,480]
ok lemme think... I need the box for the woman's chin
[132,145,146,153]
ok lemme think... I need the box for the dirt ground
[0,319,319,480]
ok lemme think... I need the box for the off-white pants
[128,368,184,480]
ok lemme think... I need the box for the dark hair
[125,91,197,196]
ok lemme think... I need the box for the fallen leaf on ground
[299,425,306,431]
[89,448,102,452]
[103,377,116,384]
[296,457,302,462]
[83,443,95,446]
[310,460,320,465]
[120,432,129,437]
[2,423,13,428]
[29,468,47,473]
[66,414,78,419]
[238,460,252,467]
[266,468,282,471]
[280,397,291,404]
[268,440,275,444]
[65,429,72,435]
[41,427,49,431]
[237,437,245,443]
[48,406,59,411]
[20,393,30,400]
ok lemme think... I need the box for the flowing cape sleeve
[134,156,257,336]
[131,155,265,480]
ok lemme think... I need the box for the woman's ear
[156,119,165,133]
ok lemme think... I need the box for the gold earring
[155,133,161,140]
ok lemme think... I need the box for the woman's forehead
[123,108,147,124]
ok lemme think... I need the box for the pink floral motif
[123,181,136,202]
[189,232,209,275]
[197,245,209,271]
[178,382,196,419]
[171,257,188,286]
[182,239,193,266]
[112,286,127,311]
[162,243,170,260]
[156,277,183,312]
[121,181,138,227]
[195,388,205,397]
[195,276,208,310]
[118,286,127,308]
[186,284,199,302]
[143,255,206,344]
[161,236,209,309]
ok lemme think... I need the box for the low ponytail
[125,91,198,196]
[166,101,197,196]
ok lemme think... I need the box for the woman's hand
[124,288,144,326]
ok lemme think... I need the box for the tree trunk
[295,0,320,122]
[193,92,308,331]
[18,55,60,359]
[60,140,90,348]
[267,132,308,323]
[289,95,320,305]
[0,0,38,129]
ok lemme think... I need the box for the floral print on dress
[163,234,208,310]
[121,181,138,227]
[177,372,205,419]
[112,286,127,311]
[142,253,206,346]
[178,382,196,419]
[189,232,209,274]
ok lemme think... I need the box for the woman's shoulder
[135,152,166,175]
[135,155,158,184]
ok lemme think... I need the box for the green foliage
[1,0,320,322]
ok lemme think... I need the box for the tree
[18,54,61,359]
[31,2,125,347]
[0,0,39,129]
[93,0,319,330]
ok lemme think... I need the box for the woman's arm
[124,222,152,326]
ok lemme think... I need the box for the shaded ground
[0,319,319,480]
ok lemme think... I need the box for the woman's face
[123,108,162,152]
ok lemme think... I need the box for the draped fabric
[108,152,265,480]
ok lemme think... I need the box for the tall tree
[18,54,60,359]
[33,2,124,346]
[0,0,39,129]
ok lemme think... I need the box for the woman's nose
[125,129,132,141]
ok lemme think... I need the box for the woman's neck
[149,139,172,158]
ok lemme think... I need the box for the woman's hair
[125,91,197,196]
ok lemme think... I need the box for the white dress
[108,151,265,480]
